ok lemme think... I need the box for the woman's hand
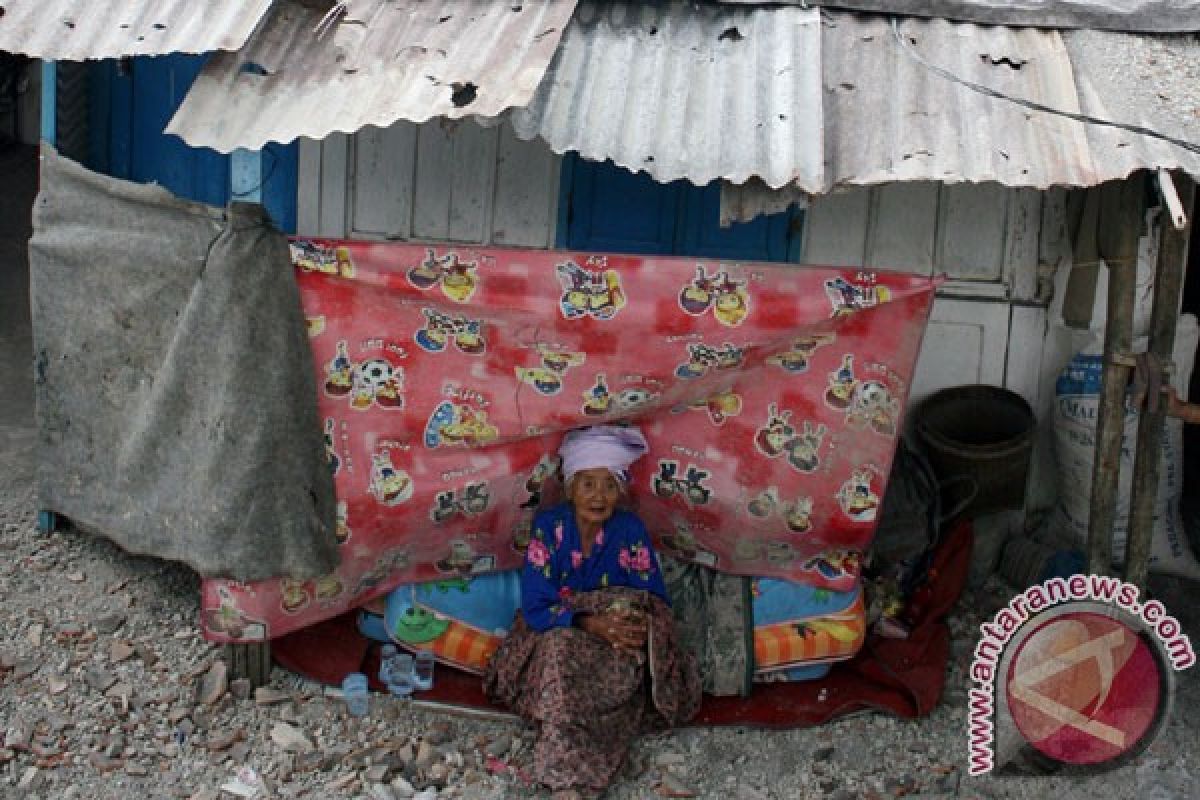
[577,612,647,651]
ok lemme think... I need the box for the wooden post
[1125,174,1195,589]
[1087,177,1144,576]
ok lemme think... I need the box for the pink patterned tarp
[201,242,937,642]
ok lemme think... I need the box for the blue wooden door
[87,55,298,232]
[562,155,800,262]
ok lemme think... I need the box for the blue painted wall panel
[564,155,801,262]
[88,55,297,233]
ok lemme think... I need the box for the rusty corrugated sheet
[0,0,273,60]
[510,1,825,191]
[165,0,578,153]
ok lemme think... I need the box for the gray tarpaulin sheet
[29,147,339,582]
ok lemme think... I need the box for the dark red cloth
[270,521,972,727]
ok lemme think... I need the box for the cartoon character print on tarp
[312,573,346,606]
[323,418,340,475]
[354,548,411,595]
[659,518,720,569]
[414,309,487,354]
[424,396,499,449]
[837,466,882,523]
[582,373,613,417]
[335,500,351,544]
[825,271,891,318]
[825,354,858,411]
[512,455,561,553]
[652,459,713,508]
[845,376,901,437]
[746,487,814,535]
[306,315,326,338]
[407,248,482,303]
[673,389,743,427]
[515,345,586,396]
[754,404,828,474]
[291,241,355,278]
[279,577,311,615]
[323,340,405,411]
[678,265,750,327]
[674,342,744,380]
[369,449,414,506]
[613,381,662,415]
[556,256,626,320]
[430,481,491,524]
[299,572,347,620]
[766,333,836,374]
[202,585,269,641]
[436,538,496,576]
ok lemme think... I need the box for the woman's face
[568,467,621,529]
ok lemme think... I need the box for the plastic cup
[341,672,369,717]
[413,650,435,691]
[378,644,399,685]
[387,653,415,697]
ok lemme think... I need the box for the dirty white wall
[297,120,560,249]
[298,120,1067,509]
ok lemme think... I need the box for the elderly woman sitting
[484,425,700,799]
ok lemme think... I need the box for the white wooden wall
[297,120,561,249]
[802,182,1068,415]
[298,121,1065,427]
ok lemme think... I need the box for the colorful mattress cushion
[751,578,866,676]
[384,571,521,674]
[381,570,865,679]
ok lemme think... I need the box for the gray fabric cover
[29,146,339,582]
[662,557,753,697]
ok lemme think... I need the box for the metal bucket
[914,385,1036,519]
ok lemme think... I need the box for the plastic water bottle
[413,650,435,691]
[341,672,369,716]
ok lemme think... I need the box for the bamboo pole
[1126,173,1195,589]
[1087,177,1144,576]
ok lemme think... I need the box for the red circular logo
[1005,611,1164,766]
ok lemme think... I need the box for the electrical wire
[888,18,1200,157]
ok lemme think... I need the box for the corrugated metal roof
[717,1,1200,34]
[1064,29,1200,183]
[820,13,1096,189]
[0,0,273,60]
[506,4,1200,196]
[510,1,824,190]
[166,0,578,153]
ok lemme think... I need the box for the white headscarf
[559,425,649,484]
